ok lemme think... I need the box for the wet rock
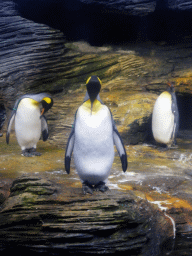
[0,174,173,255]
[0,180,12,205]
[185,169,192,177]
[10,174,57,196]
[142,176,187,193]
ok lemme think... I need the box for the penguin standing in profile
[65,76,127,194]
[6,93,53,156]
[152,83,179,148]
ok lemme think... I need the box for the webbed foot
[21,149,33,157]
[29,148,42,156]
[21,148,41,157]
[82,181,93,195]
[94,181,109,192]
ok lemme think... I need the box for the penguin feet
[21,148,42,157]
[82,181,94,195]
[22,149,32,157]
[29,148,42,156]
[94,181,109,193]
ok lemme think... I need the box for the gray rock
[167,0,192,10]
[0,174,173,255]
[80,0,157,15]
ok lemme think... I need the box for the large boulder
[0,174,173,255]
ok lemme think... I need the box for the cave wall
[12,0,192,46]
[1,0,192,147]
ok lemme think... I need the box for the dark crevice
[176,92,192,131]
[12,0,192,46]
[176,92,192,140]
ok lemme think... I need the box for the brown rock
[0,174,173,255]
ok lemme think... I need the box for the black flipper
[64,110,77,174]
[65,130,75,174]
[41,115,49,141]
[171,92,179,141]
[110,111,128,172]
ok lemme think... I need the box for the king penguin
[65,76,128,194]
[152,83,179,148]
[6,93,53,156]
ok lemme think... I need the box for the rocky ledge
[0,174,174,255]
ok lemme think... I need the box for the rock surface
[1,136,192,255]
[1,1,192,147]
[168,0,192,10]
[0,0,66,108]
[1,1,192,254]
[81,0,192,12]
[0,174,173,255]
[79,0,157,15]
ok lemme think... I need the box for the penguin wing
[6,110,16,144]
[110,112,128,172]
[65,128,75,174]
[41,115,49,141]
[65,110,77,174]
[171,93,179,138]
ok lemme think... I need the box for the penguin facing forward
[152,83,179,148]
[65,76,127,194]
[6,93,53,156]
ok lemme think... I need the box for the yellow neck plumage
[83,99,102,114]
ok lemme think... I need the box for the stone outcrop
[1,0,192,148]
[80,0,192,12]
[0,174,173,255]
[79,0,157,15]
[167,0,192,11]
[1,1,192,254]
[0,0,66,108]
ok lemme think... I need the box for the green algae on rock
[0,174,173,255]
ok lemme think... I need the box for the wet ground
[0,133,192,255]
[1,133,192,207]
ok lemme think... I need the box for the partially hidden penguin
[152,83,179,148]
[65,76,128,194]
[6,93,53,156]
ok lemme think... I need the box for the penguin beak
[41,108,45,116]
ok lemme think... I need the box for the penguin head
[86,76,101,104]
[167,82,175,94]
[41,95,53,115]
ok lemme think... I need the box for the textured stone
[0,174,173,255]
[80,0,157,15]
[1,0,192,148]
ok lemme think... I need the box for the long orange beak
[41,108,45,116]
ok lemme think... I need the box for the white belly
[152,95,174,145]
[15,101,41,150]
[74,105,114,185]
